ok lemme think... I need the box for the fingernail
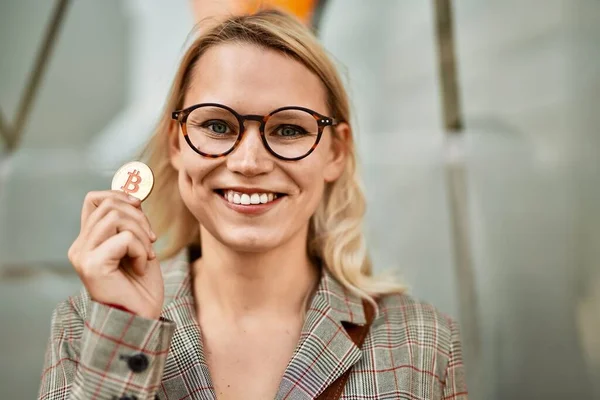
[149,250,156,259]
[150,230,157,241]
[128,195,140,203]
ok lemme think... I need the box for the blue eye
[282,127,296,136]
[208,121,229,134]
[278,125,306,137]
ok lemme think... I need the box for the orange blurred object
[240,0,319,25]
[191,0,321,31]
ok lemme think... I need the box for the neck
[193,225,320,323]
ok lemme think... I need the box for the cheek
[291,156,328,200]
[176,149,218,199]
[176,156,218,228]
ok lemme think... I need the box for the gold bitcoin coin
[111,161,154,201]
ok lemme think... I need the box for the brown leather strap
[316,299,375,400]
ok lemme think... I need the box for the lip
[216,191,284,215]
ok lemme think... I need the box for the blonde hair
[142,9,404,302]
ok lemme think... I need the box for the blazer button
[127,353,149,373]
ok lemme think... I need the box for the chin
[214,226,285,253]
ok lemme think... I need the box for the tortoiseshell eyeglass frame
[171,103,338,161]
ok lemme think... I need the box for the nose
[226,122,274,177]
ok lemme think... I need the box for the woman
[39,9,467,400]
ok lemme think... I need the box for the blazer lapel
[157,258,370,400]
[160,259,217,399]
[276,270,368,400]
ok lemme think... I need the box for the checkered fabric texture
[39,257,468,399]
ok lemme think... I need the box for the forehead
[184,42,328,114]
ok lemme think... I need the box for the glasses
[172,103,338,161]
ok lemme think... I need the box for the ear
[323,122,350,183]
[169,120,183,171]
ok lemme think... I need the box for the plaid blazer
[39,257,468,400]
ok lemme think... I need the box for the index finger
[81,190,140,230]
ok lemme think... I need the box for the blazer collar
[276,268,369,399]
[160,257,215,398]
[161,256,367,324]
[160,256,370,400]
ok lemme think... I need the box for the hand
[68,190,164,319]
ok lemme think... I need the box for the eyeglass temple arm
[319,117,338,126]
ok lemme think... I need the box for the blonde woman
[39,9,467,400]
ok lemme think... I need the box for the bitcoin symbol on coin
[120,169,142,195]
[111,161,154,202]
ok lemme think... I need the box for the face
[170,43,348,253]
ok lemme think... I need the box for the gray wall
[1,0,599,399]
[0,1,193,398]
[321,0,599,399]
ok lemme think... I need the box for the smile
[221,190,279,205]
[214,188,287,214]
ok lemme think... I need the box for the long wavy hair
[142,9,404,301]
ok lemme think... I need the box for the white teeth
[223,190,280,205]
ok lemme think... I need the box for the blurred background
[1,0,599,398]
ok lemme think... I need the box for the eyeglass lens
[185,106,319,158]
